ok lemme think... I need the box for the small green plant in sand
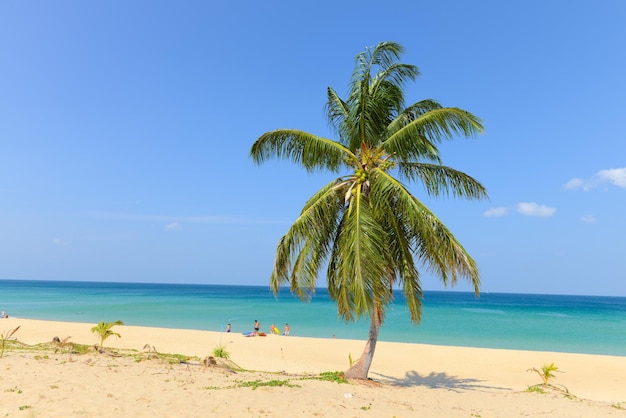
[1,326,20,358]
[66,342,91,355]
[237,379,300,390]
[526,362,570,395]
[528,362,559,387]
[317,371,348,384]
[212,344,230,359]
[91,320,124,351]
[167,353,191,363]
[526,385,546,394]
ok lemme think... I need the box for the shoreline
[3,318,626,405]
[5,315,625,357]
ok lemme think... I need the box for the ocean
[1,279,624,356]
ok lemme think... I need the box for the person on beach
[270,323,278,334]
[254,320,260,335]
[226,323,231,333]
[1,310,7,318]
[284,323,290,336]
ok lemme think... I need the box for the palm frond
[385,99,443,137]
[250,129,353,173]
[270,180,344,298]
[325,87,350,144]
[327,189,392,320]
[398,163,489,200]
[369,173,423,322]
[370,169,480,293]
[370,62,419,101]
[383,107,483,163]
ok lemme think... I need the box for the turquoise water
[1,280,624,356]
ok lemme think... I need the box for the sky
[1,1,625,296]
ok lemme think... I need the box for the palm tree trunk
[344,304,381,380]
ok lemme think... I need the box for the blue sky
[1,1,625,296]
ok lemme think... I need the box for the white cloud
[580,214,597,224]
[596,168,626,188]
[563,178,588,191]
[165,222,183,231]
[516,202,556,217]
[483,206,510,217]
[483,202,556,218]
[564,167,626,191]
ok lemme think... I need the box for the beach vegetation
[528,362,560,387]
[205,371,349,391]
[0,326,20,358]
[250,41,485,379]
[139,351,194,364]
[317,371,348,384]
[132,347,200,365]
[68,342,91,355]
[167,353,191,363]
[5,386,22,394]
[238,379,300,390]
[139,344,159,361]
[526,385,546,394]
[90,320,124,351]
[205,378,301,391]
[52,336,73,354]
[526,362,572,396]
[212,344,230,359]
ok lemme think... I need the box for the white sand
[1,318,625,417]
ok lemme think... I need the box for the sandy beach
[1,318,625,417]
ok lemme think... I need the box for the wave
[538,312,568,318]
[461,308,506,315]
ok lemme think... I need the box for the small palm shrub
[90,320,124,351]
[528,362,561,388]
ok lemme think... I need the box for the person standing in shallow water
[254,320,260,335]
[226,323,231,333]
[284,323,290,336]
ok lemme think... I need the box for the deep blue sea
[1,279,624,356]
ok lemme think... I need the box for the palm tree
[91,320,124,351]
[250,41,488,379]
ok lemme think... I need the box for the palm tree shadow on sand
[369,370,509,392]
